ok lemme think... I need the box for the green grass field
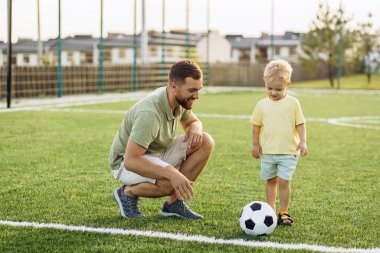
[1,88,380,252]
[293,74,380,90]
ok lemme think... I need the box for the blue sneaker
[160,200,203,220]
[113,186,144,218]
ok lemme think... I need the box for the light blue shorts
[261,154,299,181]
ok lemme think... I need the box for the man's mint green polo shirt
[109,86,193,170]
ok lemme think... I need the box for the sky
[0,0,379,42]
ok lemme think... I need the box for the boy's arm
[252,125,262,159]
[296,123,308,157]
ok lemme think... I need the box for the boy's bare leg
[278,178,291,213]
[278,178,292,224]
[266,177,278,211]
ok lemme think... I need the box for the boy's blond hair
[263,59,293,85]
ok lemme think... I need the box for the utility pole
[37,0,43,65]
[141,0,148,65]
[161,0,166,85]
[98,0,104,93]
[132,0,137,90]
[337,0,343,90]
[206,0,210,86]
[6,0,12,108]
[185,0,190,58]
[270,0,275,60]
[57,0,63,97]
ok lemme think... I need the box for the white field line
[2,86,379,111]
[0,106,331,122]
[327,116,380,130]
[8,106,380,130]
[2,86,380,110]
[0,91,150,109]
[1,104,379,130]
[0,220,378,253]
[0,96,141,113]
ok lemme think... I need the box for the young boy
[250,59,308,226]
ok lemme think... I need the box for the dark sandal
[278,212,293,226]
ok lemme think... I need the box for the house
[95,31,202,65]
[2,38,53,66]
[4,29,231,66]
[2,38,39,66]
[225,35,256,63]
[2,35,97,66]
[226,32,302,63]
[96,33,135,65]
[148,30,197,63]
[0,41,6,66]
[74,30,231,65]
[95,30,221,65]
[254,32,302,63]
[196,30,231,63]
[45,35,98,65]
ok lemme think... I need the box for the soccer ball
[239,201,277,236]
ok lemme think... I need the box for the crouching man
[109,60,214,219]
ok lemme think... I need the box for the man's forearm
[124,155,177,181]
[185,120,202,132]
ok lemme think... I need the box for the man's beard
[175,96,194,110]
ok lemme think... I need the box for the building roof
[46,35,98,51]
[226,31,303,49]
[98,31,203,48]
[103,36,134,48]
[147,31,202,47]
[226,35,256,49]
[2,39,40,53]
[2,37,96,54]
[256,32,302,47]
[255,39,301,47]
[3,30,206,54]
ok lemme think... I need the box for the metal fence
[0,63,173,98]
[210,62,329,86]
[0,62,329,99]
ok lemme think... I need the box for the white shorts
[112,135,188,186]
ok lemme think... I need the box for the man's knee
[202,132,215,153]
[187,132,214,157]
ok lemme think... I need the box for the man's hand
[167,167,194,200]
[181,114,203,150]
[184,124,203,149]
[252,144,262,159]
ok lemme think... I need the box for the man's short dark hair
[169,59,203,84]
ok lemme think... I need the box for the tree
[298,2,353,87]
[354,13,378,84]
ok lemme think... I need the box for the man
[109,59,214,220]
